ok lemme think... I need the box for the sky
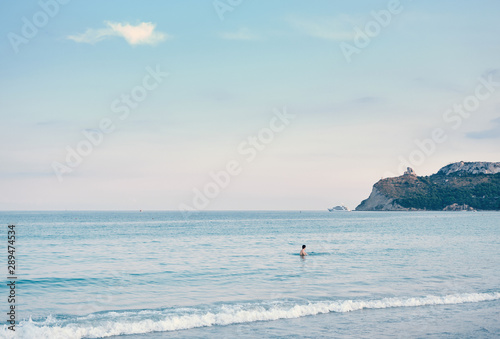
[1,0,499,211]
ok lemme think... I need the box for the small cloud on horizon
[467,117,500,139]
[287,15,356,41]
[481,68,500,82]
[351,96,383,104]
[219,28,260,41]
[67,21,169,46]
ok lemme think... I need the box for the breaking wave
[3,292,499,339]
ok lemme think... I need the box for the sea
[1,211,499,338]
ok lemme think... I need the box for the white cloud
[288,15,357,41]
[219,28,260,41]
[67,22,168,46]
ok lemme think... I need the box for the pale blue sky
[1,0,499,210]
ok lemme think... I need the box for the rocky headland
[356,161,500,211]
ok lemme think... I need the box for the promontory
[356,161,500,211]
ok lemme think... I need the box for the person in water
[300,244,307,256]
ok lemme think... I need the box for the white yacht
[328,205,350,212]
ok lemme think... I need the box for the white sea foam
[2,292,499,339]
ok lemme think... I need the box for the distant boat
[328,205,350,212]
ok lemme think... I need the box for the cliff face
[356,187,408,211]
[356,161,500,211]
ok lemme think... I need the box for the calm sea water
[1,211,499,338]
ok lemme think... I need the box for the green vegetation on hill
[375,172,500,210]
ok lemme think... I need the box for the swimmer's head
[302,245,306,249]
